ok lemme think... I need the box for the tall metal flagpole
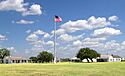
[54,21,57,64]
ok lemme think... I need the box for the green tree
[29,57,38,63]
[37,51,54,63]
[76,48,100,63]
[0,48,10,63]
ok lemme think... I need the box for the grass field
[0,62,125,76]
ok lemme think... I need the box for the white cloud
[61,16,111,32]
[82,39,125,53]
[58,34,73,41]
[0,0,26,12]
[92,27,122,37]
[26,30,51,44]
[22,4,42,16]
[26,30,52,49]
[51,29,66,35]
[104,40,121,51]
[83,41,100,46]
[26,33,38,42]
[51,29,66,36]
[7,47,16,51]
[122,41,125,45]
[0,0,42,16]
[73,40,82,46]
[0,34,7,41]
[44,33,50,38]
[34,30,45,35]
[82,37,104,48]
[24,15,125,57]
[108,16,118,21]
[26,30,31,34]
[45,41,54,47]
[16,19,34,24]
[58,34,84,42]
[56,29,66,35]
[83,37,106,42]
[31,40,45,46]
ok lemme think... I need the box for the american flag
[54,15,62,22]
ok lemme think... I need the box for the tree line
[0,48,100,63]
[30,51,54,63]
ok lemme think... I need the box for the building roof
[100,54,121,58]
[100,54,111,58]
[71,57,80,60]
[4,56,29,60]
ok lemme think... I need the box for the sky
[0,0,125,58]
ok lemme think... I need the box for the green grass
[0,62,125,76]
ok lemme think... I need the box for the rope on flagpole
[54,21,57,64]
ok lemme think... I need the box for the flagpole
[54,21,57,64]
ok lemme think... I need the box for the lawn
[0,62,125,76]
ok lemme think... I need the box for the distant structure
[3,56,31,64]
[70,54,122,63]
[70,57,97,62]
[97,54,122,62]
[70,57,80,62]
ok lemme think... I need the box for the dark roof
[112,55,121,58]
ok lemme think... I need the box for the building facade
[97,54,122,62]
[4,56,31,64]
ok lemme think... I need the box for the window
[110,59,112,61]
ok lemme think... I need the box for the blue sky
[0,0,125,58]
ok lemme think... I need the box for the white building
[97,54,122,62]
[82,58,97,62]
[70,57,80,62]
[70,57,97,62]
[3,56,31,64]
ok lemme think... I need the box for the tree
[0,48,10,63]
[76,48,100,63]
[29,57,38,63]
[37,51,54,63]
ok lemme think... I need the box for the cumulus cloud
[43,33,50,38]
[16,19,34,24]
[51,29,66,35]
[82,37,105,48]
[0,0,42,16]
[73,40,82,46]
[34,30,45,35]
[0,34,7,41]
[26,29,31,34]
[45,41,54,47]
[92,27,122,37]
[22,4,42,16]
[122,41,125,45]
[26,30,51,44]
[58,34,84,42]
[7,47,16,51]
[31,40,45,47]
[61,16,111,32]
[83,37,107,42]
[105,40,121,51]
[0,0,26,12]
[108,16,119,21]
[26,30,53,48]
[24,15,124,57]
[26,33,38,42]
